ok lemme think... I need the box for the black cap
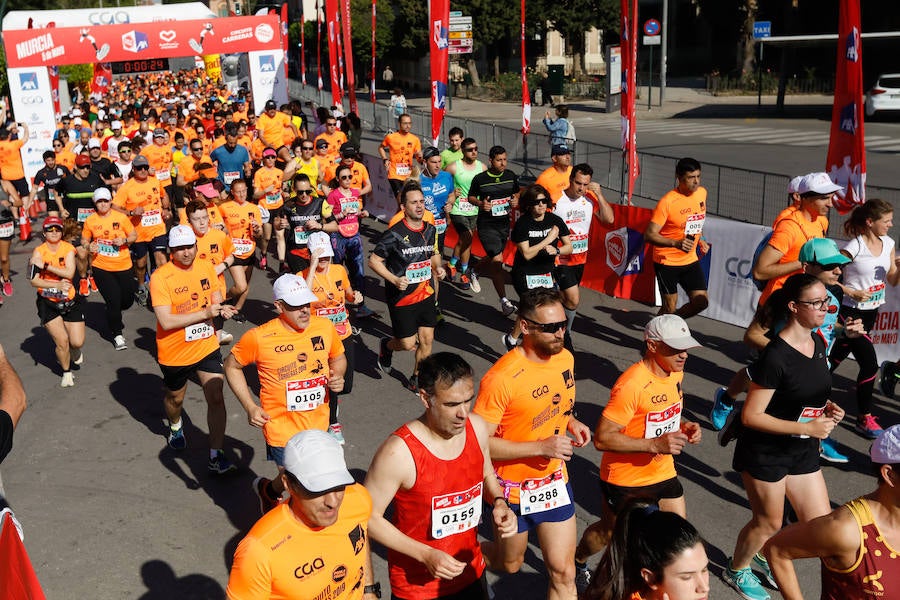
[422,146,441,160]
[339,142,356,157]
[315,139,329,149]
[551,144,571,156]
[264,100,277,110]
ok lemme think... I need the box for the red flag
[325,0,343,105]
[826,0,866,214]
[90,63,113,96]
[370,0,377,104]
[620,0,639,204]
[429,0,450,145]
[48,66,61,117]
[281,3,290,84]
[340,0,358,114]
[0,512,47,599]
[520,0,531,134]
[301,6,307,85]
[317,0,324,90]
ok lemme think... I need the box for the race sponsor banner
[2,3,215,30]
[90,62,113,96]
[370,0,377,103]
[519,0,531,135]
[3,15,282,68]
[340,0,358,114]
[8,67,57,183]
[203,54,222,82]
[249,50,289,110]
[324,0,342,106]
[429,0,450,145]
[826,0,866,214]
[585,203,656,304]
[871,293,900,364]
[620,0,639,203]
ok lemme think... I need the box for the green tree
[544,0,619,75]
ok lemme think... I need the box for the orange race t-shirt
[253,166,285,211]
[150,260,223,367]
[303,263,355,340]
[599,360,683,488]
[142,143,174,185]
[382,132,422,181]
[314,130,348,164]
[535,166,572,202]
[193,227,234,288]
[758,206,829,305]
[113,177,166,242]
[178,153,217,183]
[230,316,345,447]
[35,241,77,302]
[649,186,708,267]
[257,111,292,149]
[218,200,262,259]
[81,210,134,272]
[0,138,26,180]
[473,348,576,504]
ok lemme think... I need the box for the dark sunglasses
[44,226,63,232]
[326,122,337,126]
[534,197,550,205]
[191,147,202,151]
[295,189,313,195]
[301,146,314,150]
[815,263,843,271]
[339,175,353,180]
[133,165,150,171]
[464,147,478,152]
[522,316,566,333]
[53,143,63,147]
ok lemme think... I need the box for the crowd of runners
[0,69,899,600]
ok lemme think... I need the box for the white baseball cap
[798,172,843,196]
[871,424,900,464]
[307,231,334,258]
[644,314,701,350]
[88,138,101,149]
[92,187,112,202]
[787,175,803,194]
[283,430,354,493]
[168,225,196,248]
[111,120,122,130]
[272,273,317,306]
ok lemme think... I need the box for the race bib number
[570,233,589,254]
[794,406,825,439]
[232,238,253,255]
[293,227,309,245]
[0,221,13,237]
[40,287,68,301]
[156,170,171,182]
[316,306,348,325]
[434,217,447,234]
[858,283,886,310]
[264,192,281,206]
[184,321,214,342]
[405,260,432,284]
[457,199,476,212]
[223,171,240,185]
[77,207,95,223]
[644,402,683,439]
[97,239,118,257]
[340,199,360,215]
[431,482,483,539]
[684,214,705,236]
[526,273,554,289]
[519,469,569,515]
[490,197,510,217]
[395,163,411,177]
[141,209,162,227]
[285,376,328,412]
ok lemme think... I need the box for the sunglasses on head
[522,316,566,333]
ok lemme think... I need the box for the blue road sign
[643,19,661,36]
[753,21,771,39]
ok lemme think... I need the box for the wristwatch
[364,582,382,598]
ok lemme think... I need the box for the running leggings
[91,267,137,337]
[828,306,878,416]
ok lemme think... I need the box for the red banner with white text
[324,0,343,106]
[620,0,639,204]
[520,0,531,135]
[317,0,324,90]
[281,4,290,84]
[370,0,377,103]
[429,0,450,145]
[340,0,358,114]
[3,15,282,68]
[826,0,866,214]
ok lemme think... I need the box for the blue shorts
[131,234,168,259]
[510,482,575,533]
[266,444,285,467]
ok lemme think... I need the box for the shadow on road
[136,559,224,600]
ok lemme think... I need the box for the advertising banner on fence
[8,67,57,183]
[871,293,900,364]
[584,204,656,304]
[3,15,283,68]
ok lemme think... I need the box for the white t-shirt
[841,234,894,310]
[553,191,594,264]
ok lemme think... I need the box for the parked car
[865,73,900,117]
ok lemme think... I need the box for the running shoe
[710,387,734,431]
[499,297,516,317]
[354,304,376,318]
[445,263,457,279]
[231,312,247,324]
[258,255,268,270]
[502,333,518,351]
[89,276,98,293]
[457,272,471,291]
[134,285,149,306]
[217,330,234,345]
[72,349,84,366]
[113,335,128,351]
[724,561,770,600]
[378,337,393,372]
[1,279,12,297]
[574,563,592,596]
[467,269,481,293]
[718,409,741,447]
[879,361,899,399]
[60,371,74,387]
[407,374,419,393]
[167,427,186,450]
[208,451,238,475]
[819,438,849,464]
[752,553,777,588]
[279,262,290,273]
[253,476,279,515]
[855,414,884,439]
[79,278,90,297]
[328,423,346,445]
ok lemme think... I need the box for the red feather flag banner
[520,0,531,135]
[620,0,639,204]
[340,0,358,113]
[826,0,866,214]
[429,0,450,145]
[325,0,342,105]
[317,0,324,90]
[370,0,377,104]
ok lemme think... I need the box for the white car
[865,74,900,117]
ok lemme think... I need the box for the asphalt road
[0,214,893,599]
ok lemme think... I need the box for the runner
[468,145,520,315]
[226,430,380,600]
[252,147,285,271]
[445,138,485,291]
[314,113,348,167]
[277,173,337,274]
[365,352,517,600]
[573,314,703,593]
[29,216,85,388]
[57,154,106,296]
[217,179,262,321]
[141,128,174,204]
[33,151,70,222]
[150,225,238,474]
[257,99,299,163]
[473,288,592,600]
[535,145,573,201]
[420,146,456,323]
[440,127,464,170]
[380,114,423,199]
[224,273,346,514]
[763,424,900,600]
[643,157,710,318]
[80,187,137,350]
[209,122,252,192]
[369,180,446,392]
[0,186,17,303]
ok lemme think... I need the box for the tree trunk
[741,0,758,75]
[573,51,584,77]
[493,54,500,79]
[467,58,481,87]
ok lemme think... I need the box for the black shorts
[449,213,477,234]
[388,298,437,339]
[599,476,684,514]
[9,178,29,197]
[511,270,556,298]
[232,254,255,267]
[388,178,406,197]
[132,234,168,259]
[733,438,820,483]
[36,295,84,325]
[285,251,310,273]
[476,220,509,258]
[554,264,585,291]
[159,348,224,391]
[654,261,708,295]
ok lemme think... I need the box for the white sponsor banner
[249,50,288,113]
[8,67,57,183]
[871,293,900,364]
[2,3,214,29]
